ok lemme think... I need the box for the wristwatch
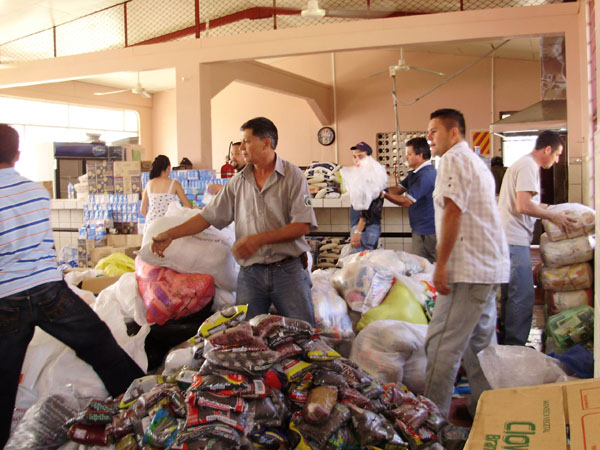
[353,230,363,235]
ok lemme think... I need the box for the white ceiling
[0,0,542,93]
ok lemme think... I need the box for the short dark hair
[150,154,171,179]
[0,124,19,165]
[240,117,278,150]
[534,130,563,152]
[406,137,431,160]
[430,108,466,137]
[232,142,241,147]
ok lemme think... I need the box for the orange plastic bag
[135,256,215,325]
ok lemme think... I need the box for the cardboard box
[80,275,121,294]
[107,234,142,247]
[41,181,54,198]
[90,245,139,267]
[141,161,152,172]
[114,161,141,177]
[465,378,600,450]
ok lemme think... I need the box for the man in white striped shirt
[0,124,144,447]
[423,109,509,418]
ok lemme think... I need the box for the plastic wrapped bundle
[350,320,428,394]
[331,260,394,313]
[310,269,353,340]
[135,256,215,325]
[539,262,593,291]
[542,203,595,241]
[539,233,594,268]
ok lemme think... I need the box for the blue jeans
[424,283,498,418]
[0,280,145,447]
[236,258,315,326]
[350,223,381,253]
[500,245,534,346]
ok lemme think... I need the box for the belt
[259,256,298,267]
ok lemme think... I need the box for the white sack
[542,203,595,241]
[350,320,428,394]
[539,262,593,291]
[540,233,594,268]
[138,211,239,292]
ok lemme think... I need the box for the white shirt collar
[412,159,432,174]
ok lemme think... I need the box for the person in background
[349,142,384,252]
[173,157,193,171]
[490,156,506,195]
[423,109,509,418]
[498,131,574,346]
[0,124,145,448]
[141,155,192,235]
[384,137,437,263]
[152,117,318,325]
[207,142,246,195]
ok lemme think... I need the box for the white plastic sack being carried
[331,260,394,313]
[539,262,593,291]
[311,269,353,339]
[350,320,428,394]
[478,345,569,389]
[539,233,595,268]
[138,210,239,292]
[340,155,387,211]
[542,203,595,242]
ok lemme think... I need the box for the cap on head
[350,141,372,155]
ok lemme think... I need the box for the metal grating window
[127,0,196,45]
[56,7,125,57]
[0,0,570,64]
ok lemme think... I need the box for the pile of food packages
[9,306,468,450]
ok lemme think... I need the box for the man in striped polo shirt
[0,124,144,447]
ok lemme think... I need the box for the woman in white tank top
[141,155,192,235]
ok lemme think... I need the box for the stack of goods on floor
[311,249,437,392]
[304,161,341,199]
[313,237,350,269]
[13,306,467,450]
[538,203,595,357]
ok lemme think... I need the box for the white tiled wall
[313,204,413,253]
[50,199,86,257]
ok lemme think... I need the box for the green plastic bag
[95,252,135,277]
[356,279,428,331]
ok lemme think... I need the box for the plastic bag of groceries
[339,155,387,211]
[478,345,569,389]
[542,203,595,241]
[138,205,239,291]
[539,262,593,291]
[350,320,428,394]
[310,269,353,339]
[331,260,394,313]
[337,249,407,278]
[545,289,593,316]
[135,256,215,325]
[539,233,594,268]
[357,278,428,331]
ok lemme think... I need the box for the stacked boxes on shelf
[86,161,114,194]
[141,169,217,207]
[113,161,142,195]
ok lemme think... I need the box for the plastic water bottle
[67,181,75,199]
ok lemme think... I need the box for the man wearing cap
[348,142,384,252]
[385,137,437,263]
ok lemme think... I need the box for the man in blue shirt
[0,124,144,447]
[385,137,437,263]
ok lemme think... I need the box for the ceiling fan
[370,48,446,78]
[93,72,151,98]
[301,0,395,19]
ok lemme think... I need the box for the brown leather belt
[259,256,298,267]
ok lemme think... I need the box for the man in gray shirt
[152,117,318,325]
[498,130,573,345]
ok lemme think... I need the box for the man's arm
[433,197,462,295]
[151,214,211,257]
[232,222,310,259]
[516,191,574,232]
[351,217,366,248]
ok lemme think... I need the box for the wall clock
[317,126,335,146]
